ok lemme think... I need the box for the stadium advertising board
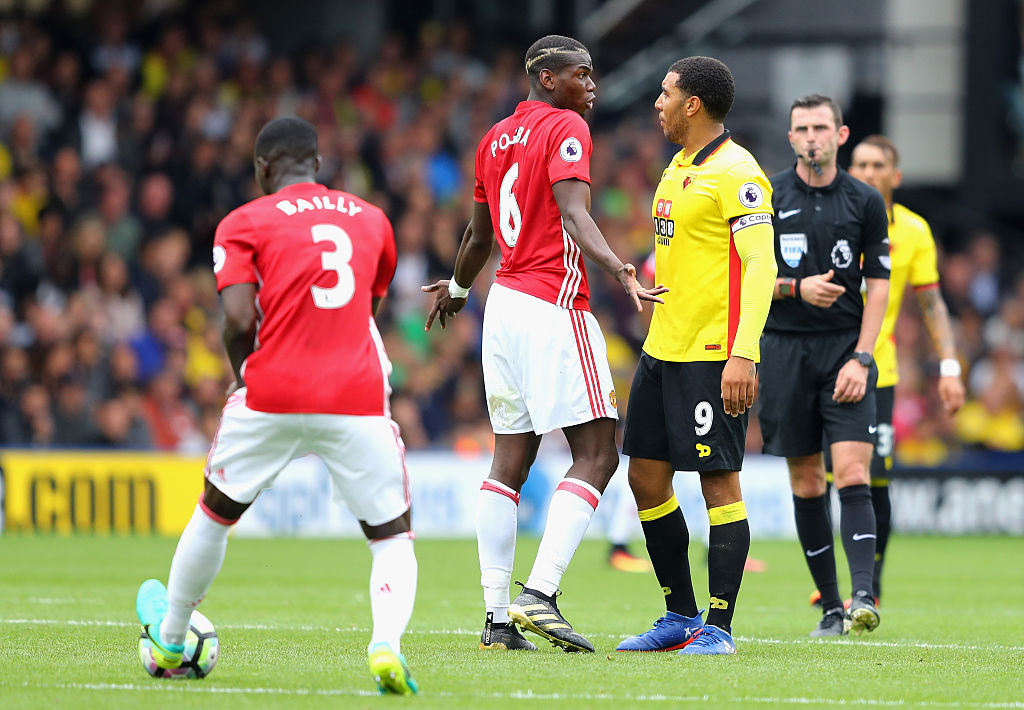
[0,450,205,535]
[231,453,800,539]
[890,469,1024,534]
[2,451,1021,536]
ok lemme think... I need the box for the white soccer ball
[138,610,219,679]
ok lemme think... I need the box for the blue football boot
[676,624,736,655]
[616,610,704,652]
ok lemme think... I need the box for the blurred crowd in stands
[0,7,1021,463]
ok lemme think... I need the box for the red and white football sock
[525,478,601,597]
[476,479,519,624]
[367,532,417,653]
[161,505,231,646]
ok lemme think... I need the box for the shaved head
[254,116,318,166]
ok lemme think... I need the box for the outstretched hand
[616,263,668,312]
[421,279,467,331]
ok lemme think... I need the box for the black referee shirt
[765,166,889,334]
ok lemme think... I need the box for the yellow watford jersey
[873,203,940,387]
[643,131,775,362]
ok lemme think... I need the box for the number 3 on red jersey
[499,163,521,248]
[310,223,355,309]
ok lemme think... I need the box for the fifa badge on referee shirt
[779,233,807,268]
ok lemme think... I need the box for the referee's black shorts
[758,330,877,458]
[623,354,747,473]
[824,385,893,478]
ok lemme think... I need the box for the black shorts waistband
[763,328,860,339]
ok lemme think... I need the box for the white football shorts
[481,283,618,435]
[205,388,410,526]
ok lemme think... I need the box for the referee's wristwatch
[851,351,873,368]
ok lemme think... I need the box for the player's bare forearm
[551,179,664,309]
[552,179,624,275]
[220,283,258,389]
[915,285,965,414]
[914,286,958,360]
[856,277,889,354]
[453,202,495,287]
[560,205,624,274]
[422,204,492,331]
[223,325,255,389]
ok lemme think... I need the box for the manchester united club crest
[609,390,617,408]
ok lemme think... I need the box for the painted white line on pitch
[3,618,1023,653]
[9,681,1024,709]
[732,635,1024,653]
[11,680,380,696]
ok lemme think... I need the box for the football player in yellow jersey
[617,56,776,655]
[846,135,965,599]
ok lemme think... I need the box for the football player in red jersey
[135,117,418,695]
[423,35,665,653]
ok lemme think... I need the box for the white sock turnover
[476,479,519,624]
[525,478,601,598]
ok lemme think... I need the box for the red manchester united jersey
[474,101,593,310]
[212,182,396,415]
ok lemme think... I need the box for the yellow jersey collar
[673,130,732,168]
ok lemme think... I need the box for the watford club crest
[682,175,693,189]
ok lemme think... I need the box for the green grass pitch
[1,534,1022,709]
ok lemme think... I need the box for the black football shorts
[623,354,747,473]
[758,330,877,458]
[824,384,893,478]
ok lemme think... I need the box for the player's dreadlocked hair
[790,94,844,128]
[668,56,735,123]
[525,35,590,81]
[254,116,318,166]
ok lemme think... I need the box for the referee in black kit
[759,95,889,638]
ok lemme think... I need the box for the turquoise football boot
[136,579,184,669]
[368,642,418,695]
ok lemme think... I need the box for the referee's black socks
[705,501,750,632]
[871,480,891,600]
[638,495,699,618]
[838,483,877,596]
[793,493,842,611]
